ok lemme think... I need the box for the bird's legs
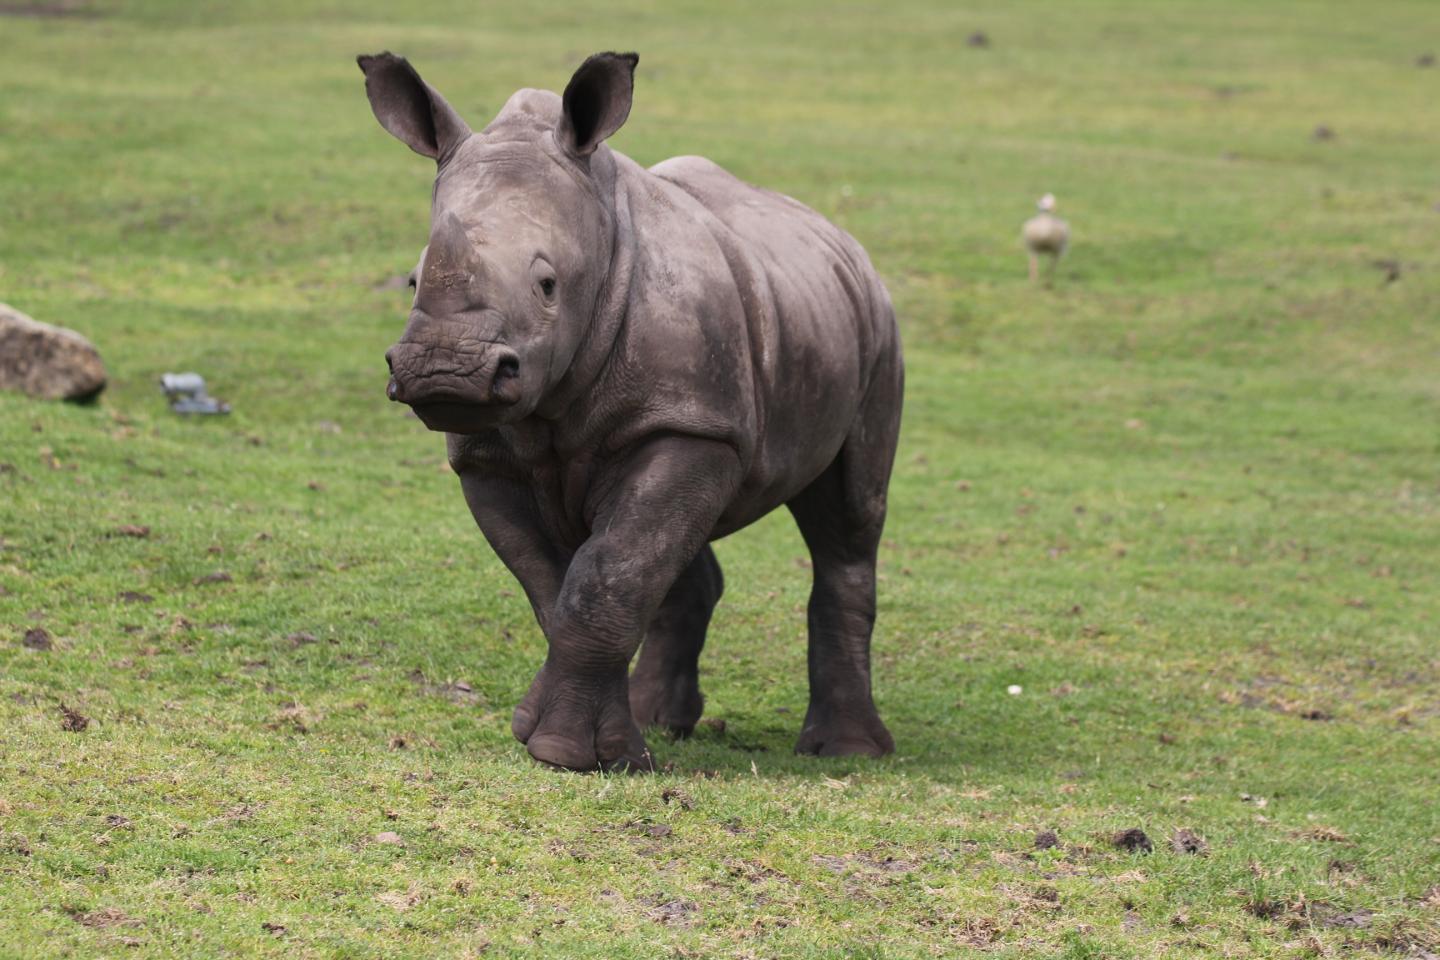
[1028,253,1038,284]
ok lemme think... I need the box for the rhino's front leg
[457,470,570,635]
[512,437,742,772]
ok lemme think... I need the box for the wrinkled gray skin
[360,51,903,771]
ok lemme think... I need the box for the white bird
[1022,193,1070,284]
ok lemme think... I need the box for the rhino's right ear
[556,52,638,158]
[357,52,471,161]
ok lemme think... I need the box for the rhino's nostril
[491,353,521,404]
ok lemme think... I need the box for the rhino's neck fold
[536,154,635,422]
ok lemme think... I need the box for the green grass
[2,0,1439,956]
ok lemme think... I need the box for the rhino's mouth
[409,397,519,434]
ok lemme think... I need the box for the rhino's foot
[794,706,895,759]
[512,663,655,773]
[629,671,704,739]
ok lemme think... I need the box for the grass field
[3,1,1439,956]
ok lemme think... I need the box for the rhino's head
[359,51,637,433]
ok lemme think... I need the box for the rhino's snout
[385,341,524,431]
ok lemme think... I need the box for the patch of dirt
[1315,906,1373,929]
[724,858,786,885]
[953,916,1002,947]
[407,669,483,705]
[112,525,150,538]
[266,704,316,734]
[22,627,51,650]
[644,896,699,927]
[810,852,918,875]
[660,788,692,810]
[1242,896,1288,921]
[546,840,589,862]
[1292,826,1351,843]
[1242,894,1362,930]
[1034,829,1060,850]
[260,921,286,937]
[1112,828,1153,854]
[193,571,232,585]
[59,703,90,732]
[372,831,403,846]
[375,884,422,911]
[286,631,317,647]
[69,906,139,928]
[1170,828,1208,855]
[206,804,257,826]
[117,591,153,604]
[999,882,1061,914]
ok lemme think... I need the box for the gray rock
[0,303,107,401]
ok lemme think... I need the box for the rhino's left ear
[556,52,638,158]
[358,52,471,162]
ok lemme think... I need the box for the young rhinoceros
[359,51,903,771]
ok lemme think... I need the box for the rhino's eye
[539,277,556,298]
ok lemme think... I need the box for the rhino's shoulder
[647,154,835,238]
[647,155,752,203]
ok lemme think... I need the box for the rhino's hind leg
[786,358,903,759]
[629,545,724,737]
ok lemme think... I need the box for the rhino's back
[646,154,897,514]
[648,155,888,333]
